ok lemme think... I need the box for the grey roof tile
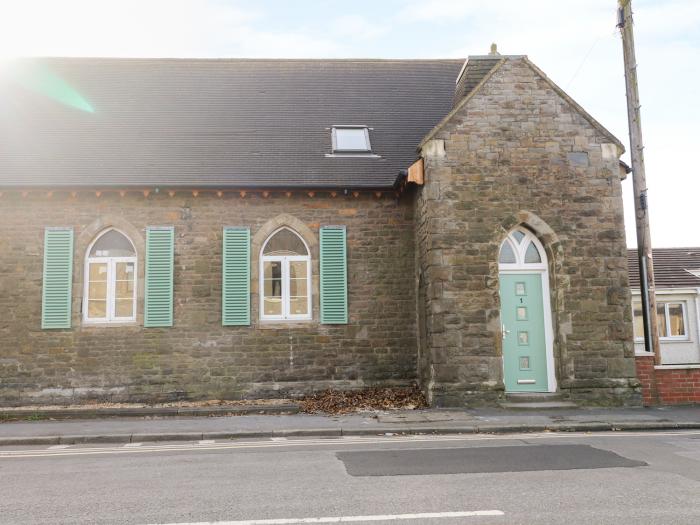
[0,58,463,189]
[628,248,700,289]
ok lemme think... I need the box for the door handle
[502,324,511,340]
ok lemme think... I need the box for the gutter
[0,183,397,191]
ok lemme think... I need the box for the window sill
[654,364,700,370]
[635,338,690,344]
[324,153,381,158]
[81,321,139,328]
[257,320,315,330]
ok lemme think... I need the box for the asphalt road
[1,430,699,525]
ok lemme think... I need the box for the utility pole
[617,0,661,368]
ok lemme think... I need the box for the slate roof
[628,248,700,289]
[0,58,464,189]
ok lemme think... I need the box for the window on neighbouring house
[632,300,687,340]
[332,126,371,152]
[260,227,311,321]
[84,229,137,323]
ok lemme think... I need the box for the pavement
[1,405,699,446]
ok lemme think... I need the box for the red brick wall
[636,355,700,405]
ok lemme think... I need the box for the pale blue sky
[2,0,698,247]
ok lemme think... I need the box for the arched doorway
[498,228,556,392]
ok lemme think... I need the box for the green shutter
[222,227,250,326]
[41,228,74,329]
[320,225,348,324]
[144,227,174,327]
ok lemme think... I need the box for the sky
[1,0,698,248]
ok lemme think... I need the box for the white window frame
[331,126,371,153]
[498,229,547,272]
[633,300,689,341]
[259,228,312,321]
[83,229,137,324]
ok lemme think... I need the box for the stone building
[0,51,639,406]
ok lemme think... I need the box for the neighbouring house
[628,248,700,405]
[0,49,639,407]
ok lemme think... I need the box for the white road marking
[1,430,698,460]
[271,437,288,442]
[199,440,216,445]
[146,510,505,524]
[48,445,71,449]
[124,442,143,448]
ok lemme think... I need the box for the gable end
[419,56,625,157]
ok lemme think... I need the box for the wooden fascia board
[407,158,424,185]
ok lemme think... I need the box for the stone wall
[415,57,640,406]
[0,191,417,405]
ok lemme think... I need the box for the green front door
[499,273,548,392]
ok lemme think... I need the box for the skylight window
[332,126,371,153]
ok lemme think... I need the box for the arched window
[260,227,311,320]
[83,228,137,323]
[498,227,546,269]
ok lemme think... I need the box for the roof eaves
[0,182,398,191]
[629,286,700,292]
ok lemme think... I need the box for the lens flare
[8,61,94,113]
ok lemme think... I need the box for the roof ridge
[10,56,465,63]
